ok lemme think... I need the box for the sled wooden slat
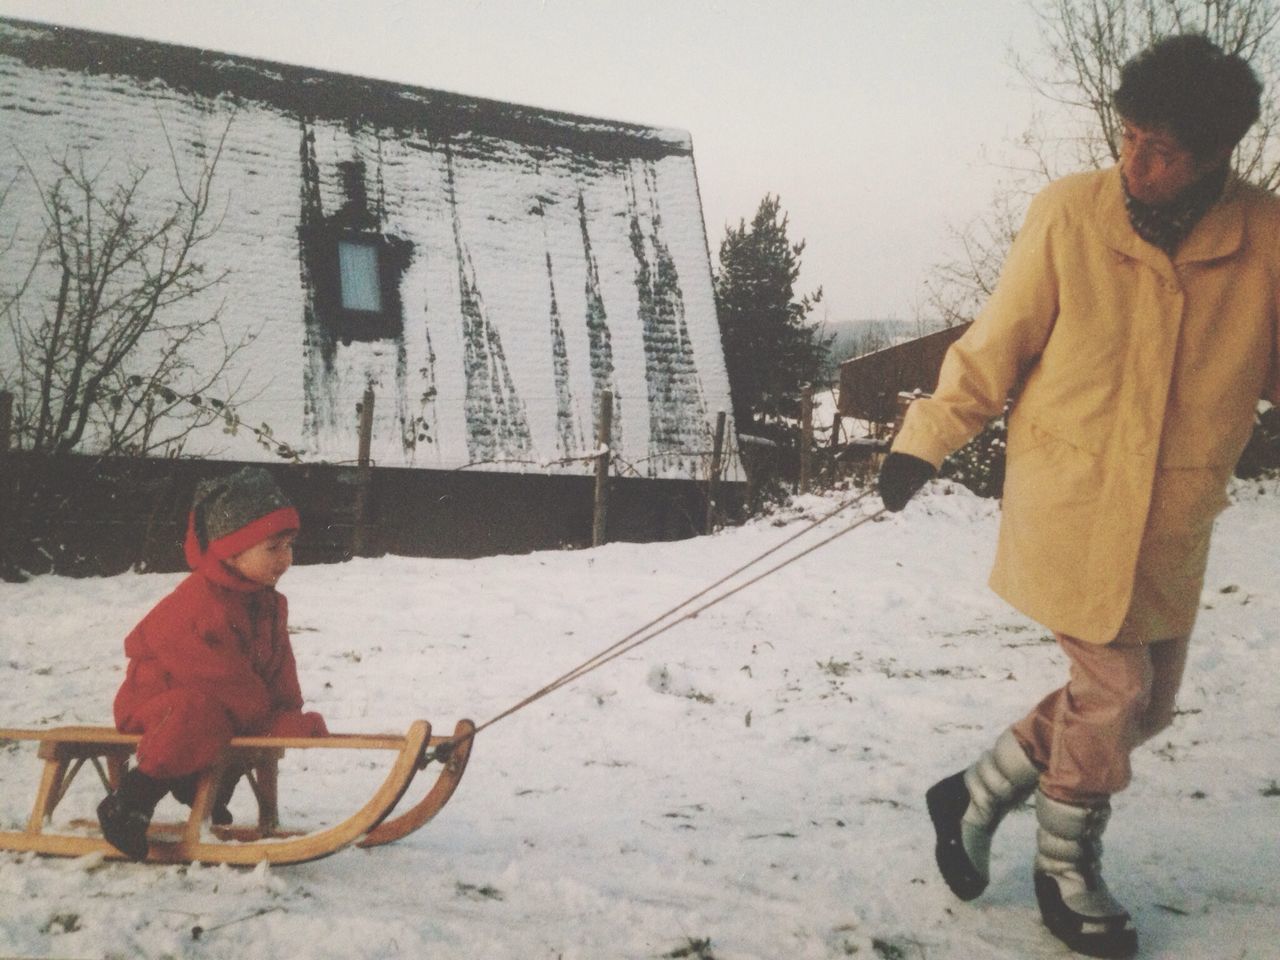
[26,753,69,835]
[359,719,475,848]
[0,727,412,751]
[0,718,474,866]
[173,721,430,865]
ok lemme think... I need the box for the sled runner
[0,719,474,865]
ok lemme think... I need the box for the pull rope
[448,489,884,749]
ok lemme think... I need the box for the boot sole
[1034,872,1138,959]
[926,772,987,901]
[96,797,151,862]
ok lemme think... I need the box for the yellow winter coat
[894,166,1280,645]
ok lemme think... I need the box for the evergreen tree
[714,195,828,436]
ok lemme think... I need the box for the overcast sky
[0,0,1049,324]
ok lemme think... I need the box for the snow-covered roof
[0,16,692,158]
[0,17,735,481]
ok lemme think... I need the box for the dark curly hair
[1113,34,1262,159]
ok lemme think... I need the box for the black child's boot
[211,770,240,826]
[97,766,169,861]
[168,768,240,826]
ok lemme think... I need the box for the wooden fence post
[357,386,375,466]
[352,386,376,557]
[799,383,813,493]
[592,389,613,548]
[893,391,918,437]
[0,392,11,577]
[873,390,921,473]
[0,391,11,452]
[829,411,843,450]
[706,410,726,534]
[133,472,178,574]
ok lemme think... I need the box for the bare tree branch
[0,115,257,458]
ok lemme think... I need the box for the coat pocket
[1004,418,1101,510]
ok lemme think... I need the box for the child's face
[228,531,297,587]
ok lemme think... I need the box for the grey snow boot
[1033,790,1138,959]
[926,728,1040,900]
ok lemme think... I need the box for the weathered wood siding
[837,324,971,424]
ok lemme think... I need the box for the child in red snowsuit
[97,466,327,860]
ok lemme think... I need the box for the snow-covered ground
[2,479,1278,959]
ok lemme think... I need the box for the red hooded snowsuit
[113,555,326,779]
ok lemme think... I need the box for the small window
[337,239,382,313]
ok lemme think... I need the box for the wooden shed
[836,323,971,425]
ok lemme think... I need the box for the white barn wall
[0,19,736,481]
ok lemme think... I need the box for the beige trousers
[1010,633,1189,805]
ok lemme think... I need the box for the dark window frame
[302,225,409,345]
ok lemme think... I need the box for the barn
[0,17,741,571]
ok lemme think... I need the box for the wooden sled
[0,719,474,866]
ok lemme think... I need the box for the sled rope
[442,490,887,754]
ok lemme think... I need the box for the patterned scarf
[1121,165,1228,254]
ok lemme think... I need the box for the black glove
[878,452,936,512]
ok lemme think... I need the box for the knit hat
[183,467,300,569]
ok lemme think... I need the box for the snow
[2,479,1279,959]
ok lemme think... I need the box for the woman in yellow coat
[878,36,1278,959]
